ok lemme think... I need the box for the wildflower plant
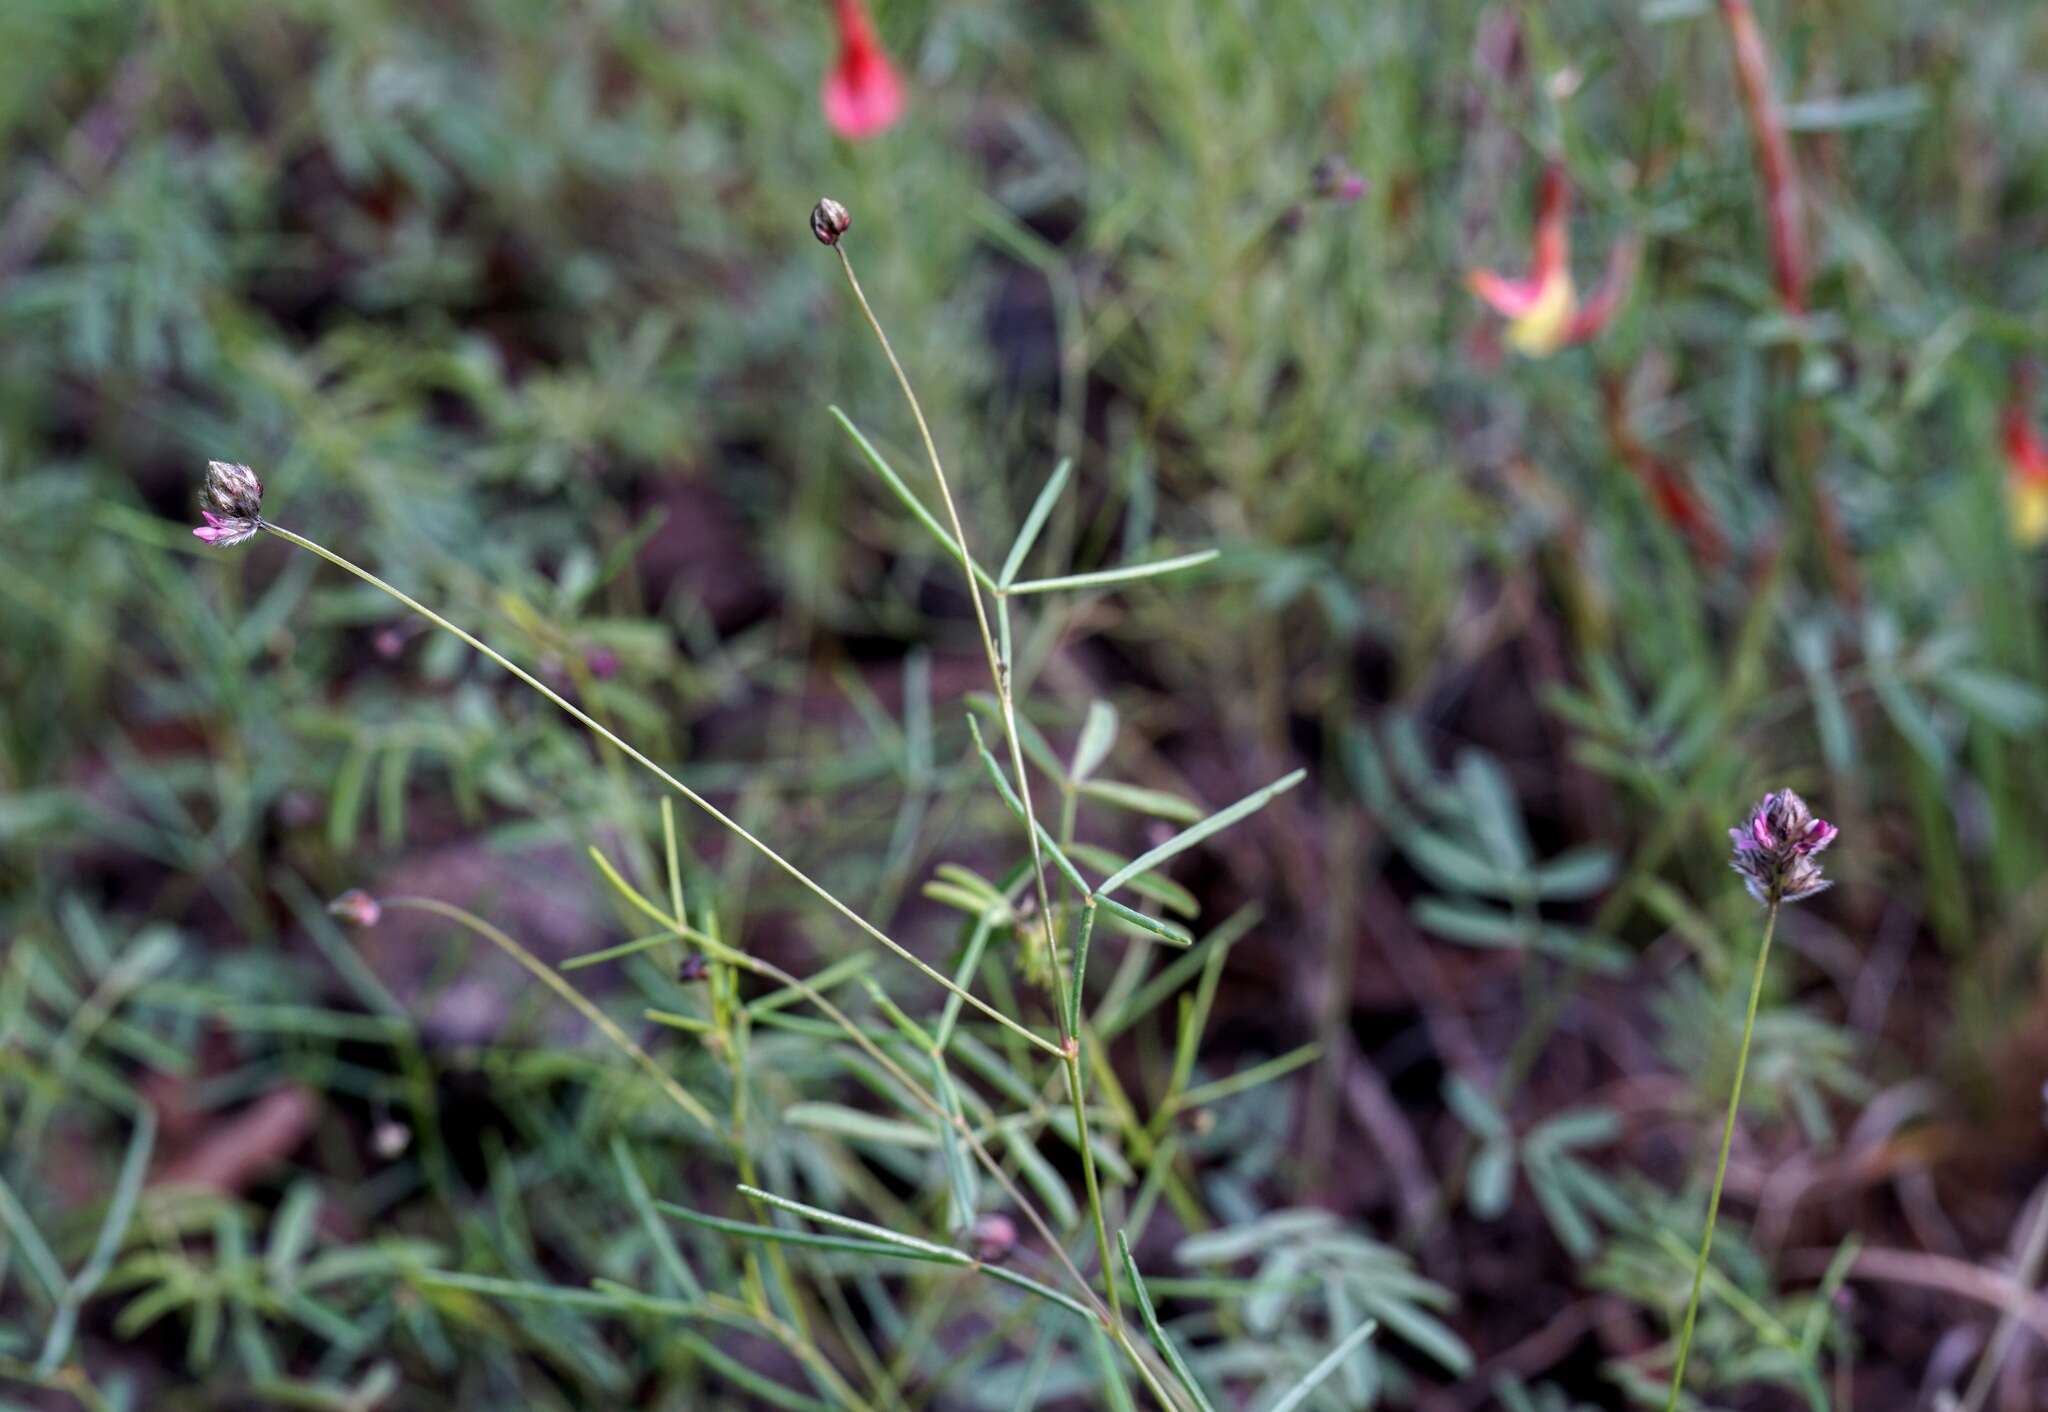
[1662,790,1839,1411]
[162,198,1392,1412]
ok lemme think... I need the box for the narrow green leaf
[1094,895,1194,946]
[783,1103,936,1150]
[831,407,998,591]
[1454,751,1529,871]
[1077,779,1204,824]
[999,459,1073,588]
[1006,549,1219,597]
[736,1185,972,1265]
[1528,847,1616,900]
[966,716,1093,894]
[932,1057,978,1230]
[612,1138,700,1297]
[1097,770,1305,898]
[1174,1043,1321,1112]
[1118,1230,1217,1412]
[1070,700,1119,782]
[1069,845,1198,916]
[561,930,674,971]
[39,1108,156,1373]
[659,1202,961,1264]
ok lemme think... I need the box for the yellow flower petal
[2013,479,2048,547]
[1504,272,1577,357]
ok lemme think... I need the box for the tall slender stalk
[827,238,1127,1325]
[1662,900,1779,1410]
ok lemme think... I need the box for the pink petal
[1467,268,1547,319]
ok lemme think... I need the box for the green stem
[830,244,1124,1327]
[257,520,1060,1062]
[1663,900,1780,1411]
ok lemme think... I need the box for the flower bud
[193,460,265,548]
[811,198,852,247]
[1727,789,1836,905]
[970,1211,1017,1263]
[328,889,383,927]
[204,460,264,519]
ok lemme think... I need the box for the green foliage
[7,0,2048,1407]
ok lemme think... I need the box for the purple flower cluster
[193,460,264,548]
[1728,789,1837,905]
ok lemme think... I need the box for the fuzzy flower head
[1467,162,1639,358]
[2004,365,2048,547]
[822,0,905,141]
[193,460,263,548]
[1728,789,1837,905]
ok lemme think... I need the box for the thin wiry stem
[257,519,1061,1062]
[1663,900,1780,1410]
[829,245,1128,1327]
[378,896,718,1134]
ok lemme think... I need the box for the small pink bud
[328,889,383,927]
[970,1212,1017,1263]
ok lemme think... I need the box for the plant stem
[256,519,1060,1062]
[830,245,1126,1327]
[1663,899,1780,1411]
[378,895,718,1133]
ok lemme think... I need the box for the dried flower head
[811,197,852,247]
[1728,789,1837,905]
[193,460,264,548]
[328,888,383,927]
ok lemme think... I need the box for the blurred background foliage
[8,0,2048,1407]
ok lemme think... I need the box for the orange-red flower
[822,0,905,141]
[1467,162,1638,358]
[2005,365,2048,546]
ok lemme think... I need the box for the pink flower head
[1728,789,1836,904]
[192,459,264,548]
[193,510,259,548]
[823,0,905,141]
[1467,162,1640,357]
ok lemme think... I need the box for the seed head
[1728,789,1837,905]
[811,197,852,247]
[328,889,383,927]
[193,459,264,548]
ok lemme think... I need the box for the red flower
[823,0,905,141]
[2006,364,2048,546]
[1467,162,1639,357]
